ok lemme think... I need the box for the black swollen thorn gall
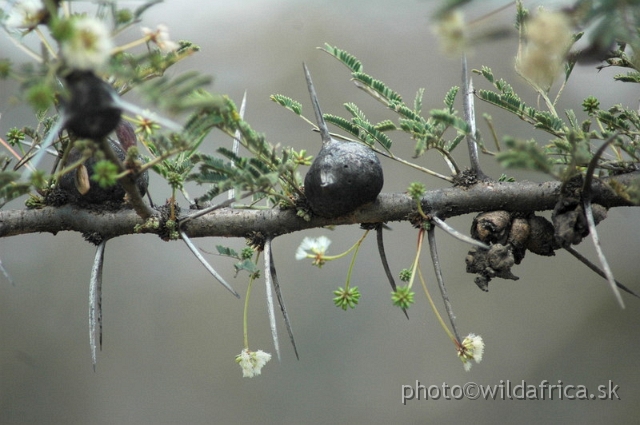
[62,71,123,140]
[58,120,149,204]
[302,63,383,218]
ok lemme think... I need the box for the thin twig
[564,245,640,299]
[376,225,408,319]
[268,241,299,359]
[431,216,490,250]
[179,228,240,298]
[427,226,461,344]
[89,239,107,371]
[263,238,280,361]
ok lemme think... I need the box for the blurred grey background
[1,1,640,424]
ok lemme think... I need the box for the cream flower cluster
[236,349,272,378]
[60,16,114,71]
[458,333,485,372]
[3,0,179,72]
[516,10,573,91]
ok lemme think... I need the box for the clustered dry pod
[465,207,610,291]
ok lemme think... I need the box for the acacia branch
[1,173,637,240]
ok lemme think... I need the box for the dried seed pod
[591,203,607,224]
[470,210,512,245]
[507,217,531,264]
[553,196,588,246]
[302,63,383,218]
[526,215,557,256]
[466,243,519,292]
[75,164,91,195]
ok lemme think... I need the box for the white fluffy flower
[236,348,272,378]
[142,24,179,53]
[60,16,113,71]
[458,333,485,372]
[516,10,573,91]
[295,235,331,266]
[4,0,45,30]
[432,10,466,55]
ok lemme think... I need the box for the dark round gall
[59,121,149,204]
[62,71,122,140]
[304,139,383,217]
[302,63,383,218]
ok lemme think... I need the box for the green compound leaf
[320,44,363,73]
[137,71,215,114]
[443,86,459,113]
[614,72,640,83]
[324,114,361,138]
[497,138,553,174]
[474,65,495,84]
[90,160,119,188]
[374,119,397,132]
[414,87,425,115]
[391,102,424,122]
[351,72,403,103]
[270,94,302,115]
[430,109,471,134]
[216,245,239,258]
[533,111,566,133]
[234,258,259,277]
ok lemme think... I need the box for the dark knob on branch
[302,63,383,218]
[62,71,122,140]
[59,121,149,204]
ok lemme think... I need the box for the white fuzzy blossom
[3,0,46,30]
[432,10,466,55]
[60,16,113,71]
[458,333,485,372]
[295,236,331,267]
[142,24,179,53]
[516,10,573,91]
[236,349,272,378]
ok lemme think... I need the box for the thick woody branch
[0,173,637,240]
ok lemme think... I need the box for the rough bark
[1,172,636,241]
